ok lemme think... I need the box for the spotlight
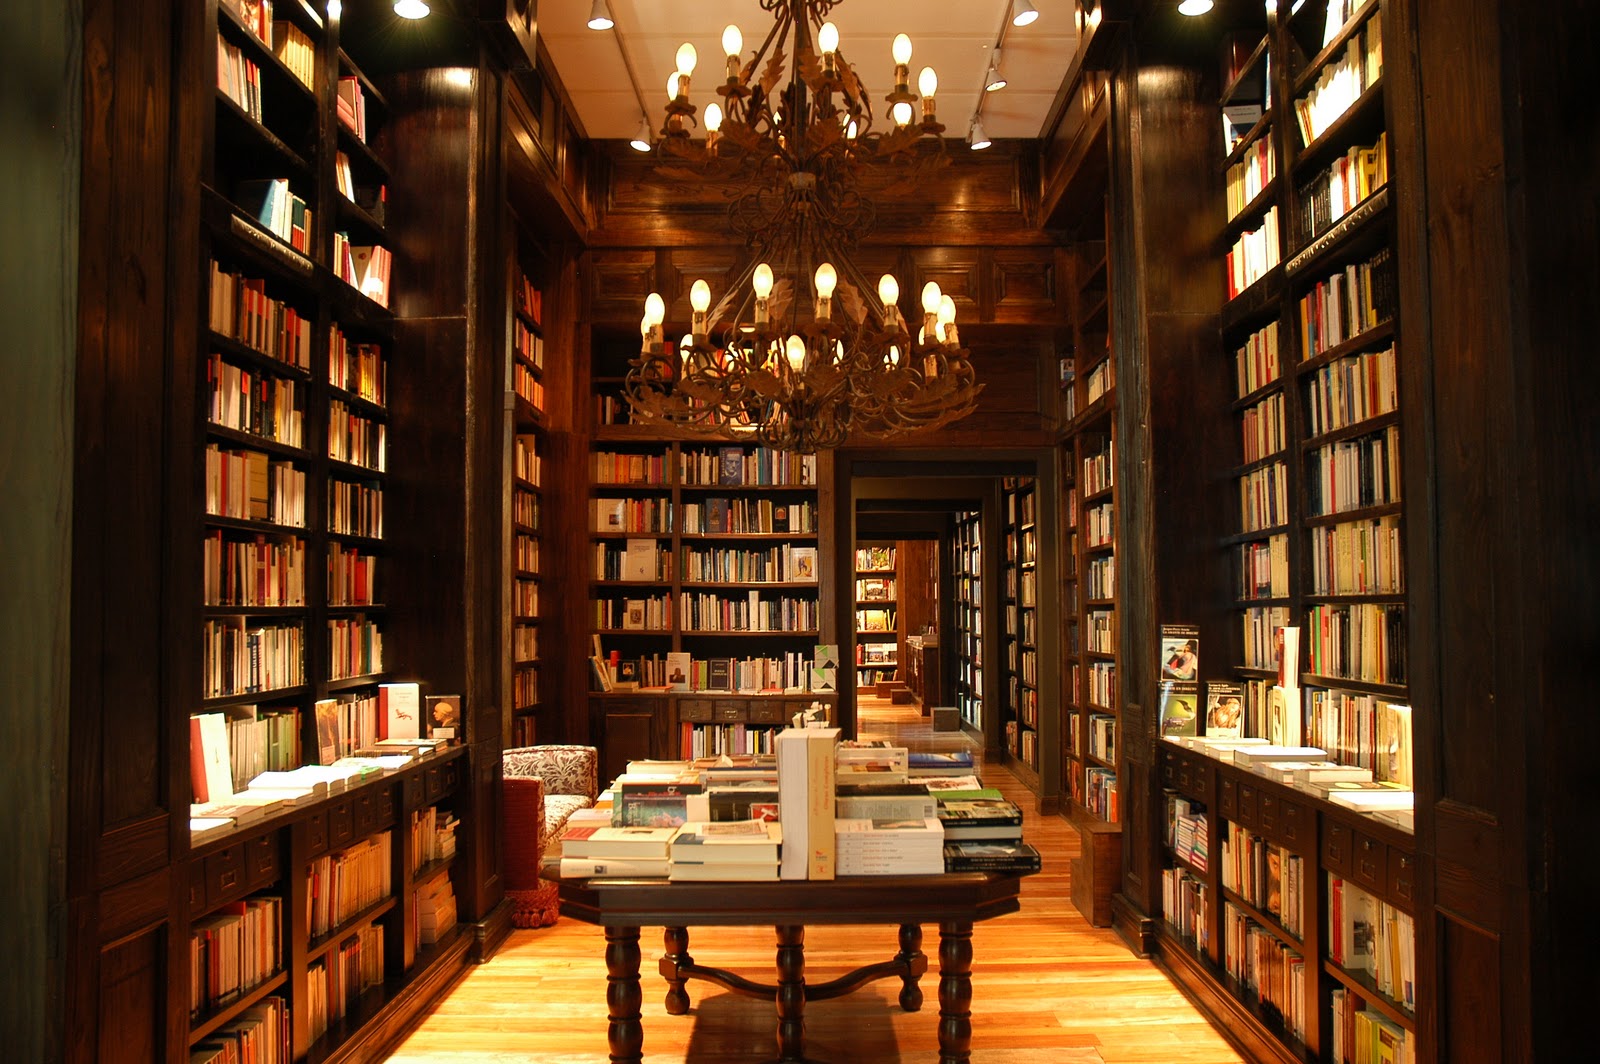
[1012,1,1040,28]
[587,0,615,31]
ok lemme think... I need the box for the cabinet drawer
[424,765,444,802]
[441,759,461,796]
[1174,756,1194,794]
[1259,792,1309,848]
[679,699,713,722]
[353,789,378,837]
[1323,819,1352,878]
[204,845,245,907]
[1189,759,1213,802]
[713,700,748,723]
[404,770,424,810]
[749,702,786,724]
[378,785,398,825]
[1160,753,1178,788]
[307,811,329,858]
[243,832,279,890]
[1351,830,1386,893]
[1388,847,1416,912]
[329,799,355,848]
[1218,776,1239,821]
[1236,781,1259,829]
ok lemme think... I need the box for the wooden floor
[384,698,1245,1064]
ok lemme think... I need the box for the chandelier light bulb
[918,67,938,97]
[705,102,723,132]
[889,344,901,367]
[878,273,899,305]
[690,279,711,313]
[785,335,806,370]
[892,101,914,127]
[814,262,837,299]
[667,72,681,101]
[892,33,913,66]
[938,294,956,325]
[644,292,666,327]
[676,42,698,76]
[753,263,774,299]
[1012,0,1040,28]
[845,118,859,140]
[818,22,840,56]
[722,24,743,59]
[921,281,943,315]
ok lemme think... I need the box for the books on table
[1231,744,1328,766]
[776,725,839,880]
[907,750,975,777]
[613,772,704,828]
[935,798,1024,841]
[835,781,936,821]
[560,824,679,860]
[559,855,670,879]
[834,817,945,875]
[943,840,1043,874]
[667,819,782,881]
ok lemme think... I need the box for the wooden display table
[555,871,1026,1064]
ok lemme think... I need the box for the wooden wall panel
[585,248,657,323]
[663,246,744,324]
[96,930,161,1064]
[909,248,983,322]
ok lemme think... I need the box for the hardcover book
[1158,681,1201,737]
[665,651,692,692]
[942,840,1043,873]
[717,446,744,486]
[559,824,679,860]
[935,798,1025,841]
[1204,680,1244,739]
[788,546,817,583]
[379,681,420,740]
[1159,624,1200,681]
[705,497,730,534]
[623,538,656,581]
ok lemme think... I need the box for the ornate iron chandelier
[626,0,983,453]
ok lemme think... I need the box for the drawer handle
[219,869,238,890]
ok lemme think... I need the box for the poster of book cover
[1159,623,1200,681]
[1158,681,1201,737]
[1204,681,1244,739]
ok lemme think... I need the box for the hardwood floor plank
[384,699,1243,1063]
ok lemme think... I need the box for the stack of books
[669,819,783,881]
[559,823,675,879]
[835,817,945,875]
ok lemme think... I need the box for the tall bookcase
[183,3,479,1060]
[853,541,900,691]
[585,341,837,777]
[1154,3,1417,1062]
[508,239,546,747]
[951,510,985,730]
[1001,478,1041,784]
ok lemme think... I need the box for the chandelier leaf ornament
[625,0,984,453]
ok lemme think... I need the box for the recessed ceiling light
[1178,0,1215,15]
[393,0,429,20]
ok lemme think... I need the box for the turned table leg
[937,921,974,1064]
[605,925,644,1064]
[660,926,693,1015]
[896,923,924,1012]
[773,924,807,1063]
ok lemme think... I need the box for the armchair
[502,744,599,928]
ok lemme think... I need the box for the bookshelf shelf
[188,969,290,1046]
[1322,959,1416,1030]
[306,895,398,964]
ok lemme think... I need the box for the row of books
[678,543,816,584]
[190,994,290,1064]
[321,349,382,446]
[1227,206,1281,300]
[682,497,818,534]
[1293,14,1382,148]
[236,177,312,256]
[1304,344,1398,439]
[203,530,305,608]
[1241,391,1287,465]
[593,648,837,694]
[205,444,306,527]
[327,399,386,471]
[679,446,818,487]
[1234,320,1281,399]
[328,476,383,538]
[1304,423,1402,516]
[1309,515,1403,595]
[1221,822,1306,937]
[191,896,282,1016]
[1296,246,1396,361]
[328,544,380,606]
[208,261,314,369]
[1236,532,1290,601]
[332,233,392,308]
[208,351,304,446]
[1292,133,1389,248]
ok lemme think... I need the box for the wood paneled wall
[1388,1,1600,1059]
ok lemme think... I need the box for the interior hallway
[382,696,1245,1063]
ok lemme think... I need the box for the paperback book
[942,840,1042,874]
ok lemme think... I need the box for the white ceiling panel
[541,0,1080,142]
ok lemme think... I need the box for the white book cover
[559,855,670,879]
[624,538,656,581]
[776,727,811,879]
[197,712,235,804]
[380,681,421,740]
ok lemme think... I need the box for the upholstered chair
[502,744,599,928]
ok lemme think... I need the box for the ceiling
[538,0,1081,143]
